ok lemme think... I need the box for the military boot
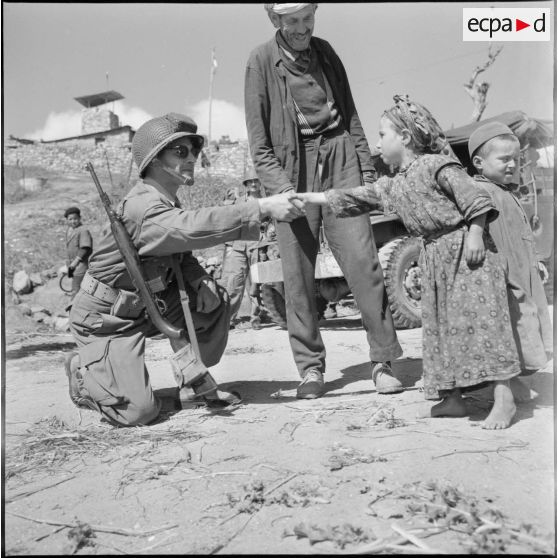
[64,352,100,412]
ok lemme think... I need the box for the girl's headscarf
[384,94,448,154]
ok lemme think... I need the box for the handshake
[257,191,326,222]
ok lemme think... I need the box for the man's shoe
[64,352,100,412]
[296,370,325,399]
[372,361,404,394]
[323,304,338,319]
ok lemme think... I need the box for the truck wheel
[261,283,287,328]
[378,237,422,329]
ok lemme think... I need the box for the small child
[64,206,93,304]
[469,122,552,393]
[297,94,522,429]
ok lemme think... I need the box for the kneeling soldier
[65,113,303,426]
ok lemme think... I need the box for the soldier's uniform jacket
[88,180,261,292]
[66,224,93,275]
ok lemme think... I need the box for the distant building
[44,90,135,146]
[41,126,134,147]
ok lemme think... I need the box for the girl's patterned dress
[326,154,521,399]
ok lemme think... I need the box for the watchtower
[74,90,124,134]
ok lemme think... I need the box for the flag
[211,49,218,76]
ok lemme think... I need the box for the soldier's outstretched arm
[137,195,305,256]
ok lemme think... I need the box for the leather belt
[80,273,119,304]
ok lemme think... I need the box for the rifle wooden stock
[85,162,184,340]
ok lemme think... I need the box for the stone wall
[204,141,253,180]
[82,108,120,134]
[4,138,253,180]
[4,141,136,177]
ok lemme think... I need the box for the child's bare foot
[482,381,516,429]
[509,377,532,403]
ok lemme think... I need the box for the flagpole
[208,48,216,146]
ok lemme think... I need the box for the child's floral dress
[326,154,521,399]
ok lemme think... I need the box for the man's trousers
[275,128,402,377]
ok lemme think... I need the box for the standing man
[244,3,403,399]
[65,113,303,427]
[220,169,265,330]
[64,206,93,304]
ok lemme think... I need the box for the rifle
[85,162,184,340]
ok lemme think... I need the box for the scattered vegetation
[225,345,273,355]
[366,480,554,554]
[328,443,388,471]
[287,521,374,548]
[5,415,203,481]
[65,521,96,554]
[227,480,267,514]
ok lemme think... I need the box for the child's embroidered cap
[468,122,515,158]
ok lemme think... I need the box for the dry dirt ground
[3,297,555,555]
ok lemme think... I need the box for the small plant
[287,521,374,549]
[328,444,387,471]
[65,520,96,553]
[227,480,266,514]
[270,482,332,507]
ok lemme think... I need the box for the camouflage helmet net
[132,113,205,178]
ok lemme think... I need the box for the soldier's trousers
[220,243,261,323]
[275,128,402,377]
[69,279,231,426]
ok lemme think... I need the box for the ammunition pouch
[142,256,175,294]
[110,290,145,319]
[169,343,218,397]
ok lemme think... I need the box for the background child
[469,122,552,395]
[297,94,522,429]
[64,206,93,307]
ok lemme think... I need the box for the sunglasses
[165,144,201,159]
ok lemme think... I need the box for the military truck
[250,111,554,329]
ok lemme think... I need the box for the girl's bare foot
[509,377,532,403]
[482,380,516,429]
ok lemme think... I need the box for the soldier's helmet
[242,168,261,198]
[223,187,238,205]
[132,113,205,178]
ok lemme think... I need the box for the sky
[3,2,555,144]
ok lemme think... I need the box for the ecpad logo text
[463,8,550,41]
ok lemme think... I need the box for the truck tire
[260,283,287,328]
[378,237,422,329]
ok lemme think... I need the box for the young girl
[297,95,522,429]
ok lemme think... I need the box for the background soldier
[220,169,266,330]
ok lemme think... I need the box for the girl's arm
[295,178,388,218]
[465,213,487,265]
[436,163,498,223]
[436,162,497,266]
[295,192,328,206]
